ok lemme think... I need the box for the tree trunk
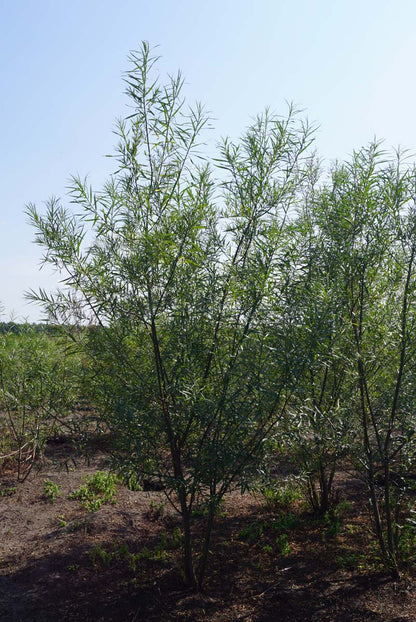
[197,502,216,590]
[180,501,196,588]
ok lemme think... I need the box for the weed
[159,530,168,550]
[398,506,416,564]
[146,498,165,520]
[275,533,291,556]
[118,471,143,491]
[153,548,169,562]
[344,523,359,535]
[0,486,17,497]
[116,542,130,560]
[337,500,352,514]
[128,552,141,572]
[43,480,60,502]
[171,526,182,549]
[66,519,87,533]
[69,471,117,512]
[154,532,170,561]
[125,472,143,491]
[191,506,208,518]
[260,480,302,511]
[336,553,359,570]
[238,513,299,544]
[192,499,227,519]
[398,522,416,563]
[57,514,67,528]
[89,543,114,567]
[324,511,342,538]
[128,541,169,572]
[323,501,351,539]
[238,521,266,543]
[270,512,299,532]
[66,564,80,572]
[88,535,171,575]
[128,547,153,571]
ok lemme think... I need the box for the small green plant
[66,519,87,533]
[91,541,133,567]
[89,543,114,567]
[117,470,143,491]
[128,552,141,572]
[128,541,169,572]
[0,486,17,497]
[192,499,227,519]
[344,523,359,535]
[238,521,266,543]
[116,542,130,560]
[124,472,143,491]
[238,513,299,544]
[88,536,172,575]
[57,514,67,528]
[153,548,168,562]
[66,564,80,572]
[128,547,151,571]
[275,533,291,556]
[323,501,351,539]
[146,498,165,521]
[324,510,341,538]
[260,480,302,511]
[398,519,416,563]
[336,553,359,570]
[270,512,299,532]
[191,504,209,518]
[171,526,182,549]
[158,530,168,550]
[43,480,60,502]
[69,471,117,512]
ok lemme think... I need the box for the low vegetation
[68,471,118,512]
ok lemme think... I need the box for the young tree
[312,144,416,577]
[280,189,354,516]
[27,43,314,588]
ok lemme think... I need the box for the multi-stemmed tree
[27,43,315,588]
[25,41,416,584]
[311,144,416,577]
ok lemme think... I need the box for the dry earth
[1,438,416,621]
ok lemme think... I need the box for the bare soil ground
[1,438,416,621]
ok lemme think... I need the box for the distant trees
[25,42,416,584]
[0,326,81,480]
[0,321,62,335]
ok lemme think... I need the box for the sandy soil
[1,438,416,621]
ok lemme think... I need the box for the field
[1,434,416,622]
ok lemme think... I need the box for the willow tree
[312,144,416,577]
[279,178,354,516]
[27,43,314,588]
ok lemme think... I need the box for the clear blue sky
[2,0,416,321]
